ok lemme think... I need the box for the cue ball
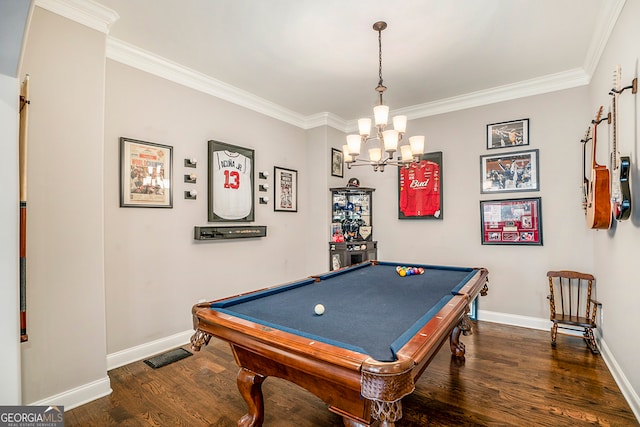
[314,304,325,315]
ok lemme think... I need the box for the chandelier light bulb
[373,105,389,126]
[392,115,407,133]
[409,135,425,156]
[358,118,372,136]
[369,148,382,162]
[382,129,399,152]
[342,144,353,163]
[400,145,413,162]
[346,134,361,156]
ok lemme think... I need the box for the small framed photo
[331,148,344,177]
[487,118,529,149]
[208,140,255,222]
[119,137,173,208]
[480,197,542,245]
[480,149,539,194]
[274,166,298,212]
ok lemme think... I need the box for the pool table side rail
[398,267,489,378]
[192,303,371,377]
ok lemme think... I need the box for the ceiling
[94,0,620,122]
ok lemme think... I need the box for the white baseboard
[598,338,640,421]
[106,329,194,371]
[29,376,111,411]
[477,309,551,331]
[478,310,639,422]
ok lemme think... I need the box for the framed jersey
[208,140,255,222]
[398,151,443,220]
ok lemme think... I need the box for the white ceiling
[94,0,620,122]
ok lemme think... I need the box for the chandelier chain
[378,29,383,91]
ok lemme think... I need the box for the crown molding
[35,0,119,34]
[394,68,590,121]
[109,35,590,134]
[582,0,626,76]
[304,112,349,132]
[342,68,590,132]
[106,37,310,129]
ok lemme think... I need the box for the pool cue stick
[19,75,30,343]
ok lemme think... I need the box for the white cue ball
[314,304,325,315]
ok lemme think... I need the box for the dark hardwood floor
[66,322,638,426]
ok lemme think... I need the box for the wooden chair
[546,270,601,354]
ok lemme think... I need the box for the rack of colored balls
[396,266,425,277]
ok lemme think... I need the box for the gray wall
[19,7,110,405]
[588,0,640,406]
[104,60,314,354]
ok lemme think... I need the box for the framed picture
[480,149,539,194]
[119,137,173,208]
[480,197,542,245]
[487,118,529,149]
[398,151,443,220]
[331,148,344,177]
[274,166,298,212]
[208,140,255,222]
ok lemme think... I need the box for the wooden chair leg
[551,323,558,346]
[583,328,600,354]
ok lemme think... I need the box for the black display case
[329,187,377,269]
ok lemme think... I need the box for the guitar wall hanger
[609,77,637,96]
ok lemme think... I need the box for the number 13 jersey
[213,150,252,219]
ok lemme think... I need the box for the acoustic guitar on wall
[609,65,632,221]
[585,106,612,229]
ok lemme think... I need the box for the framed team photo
[119,137,173,208]
[274,166,298,212]
[480,149,539,194]
[486,118,529,149]
[398,151,443,220]
[331,148,344,177]
[208,140,255,222]
[480,197,542,245]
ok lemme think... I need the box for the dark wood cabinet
[329,187,377,269]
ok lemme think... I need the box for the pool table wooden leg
[449,314,472,358]
[237,367,266,427]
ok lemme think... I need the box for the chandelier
[343,21,425,172]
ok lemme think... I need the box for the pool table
[191,261,489,427]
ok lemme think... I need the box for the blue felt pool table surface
[210,261,479,362]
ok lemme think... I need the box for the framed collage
[480,197,542,245]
